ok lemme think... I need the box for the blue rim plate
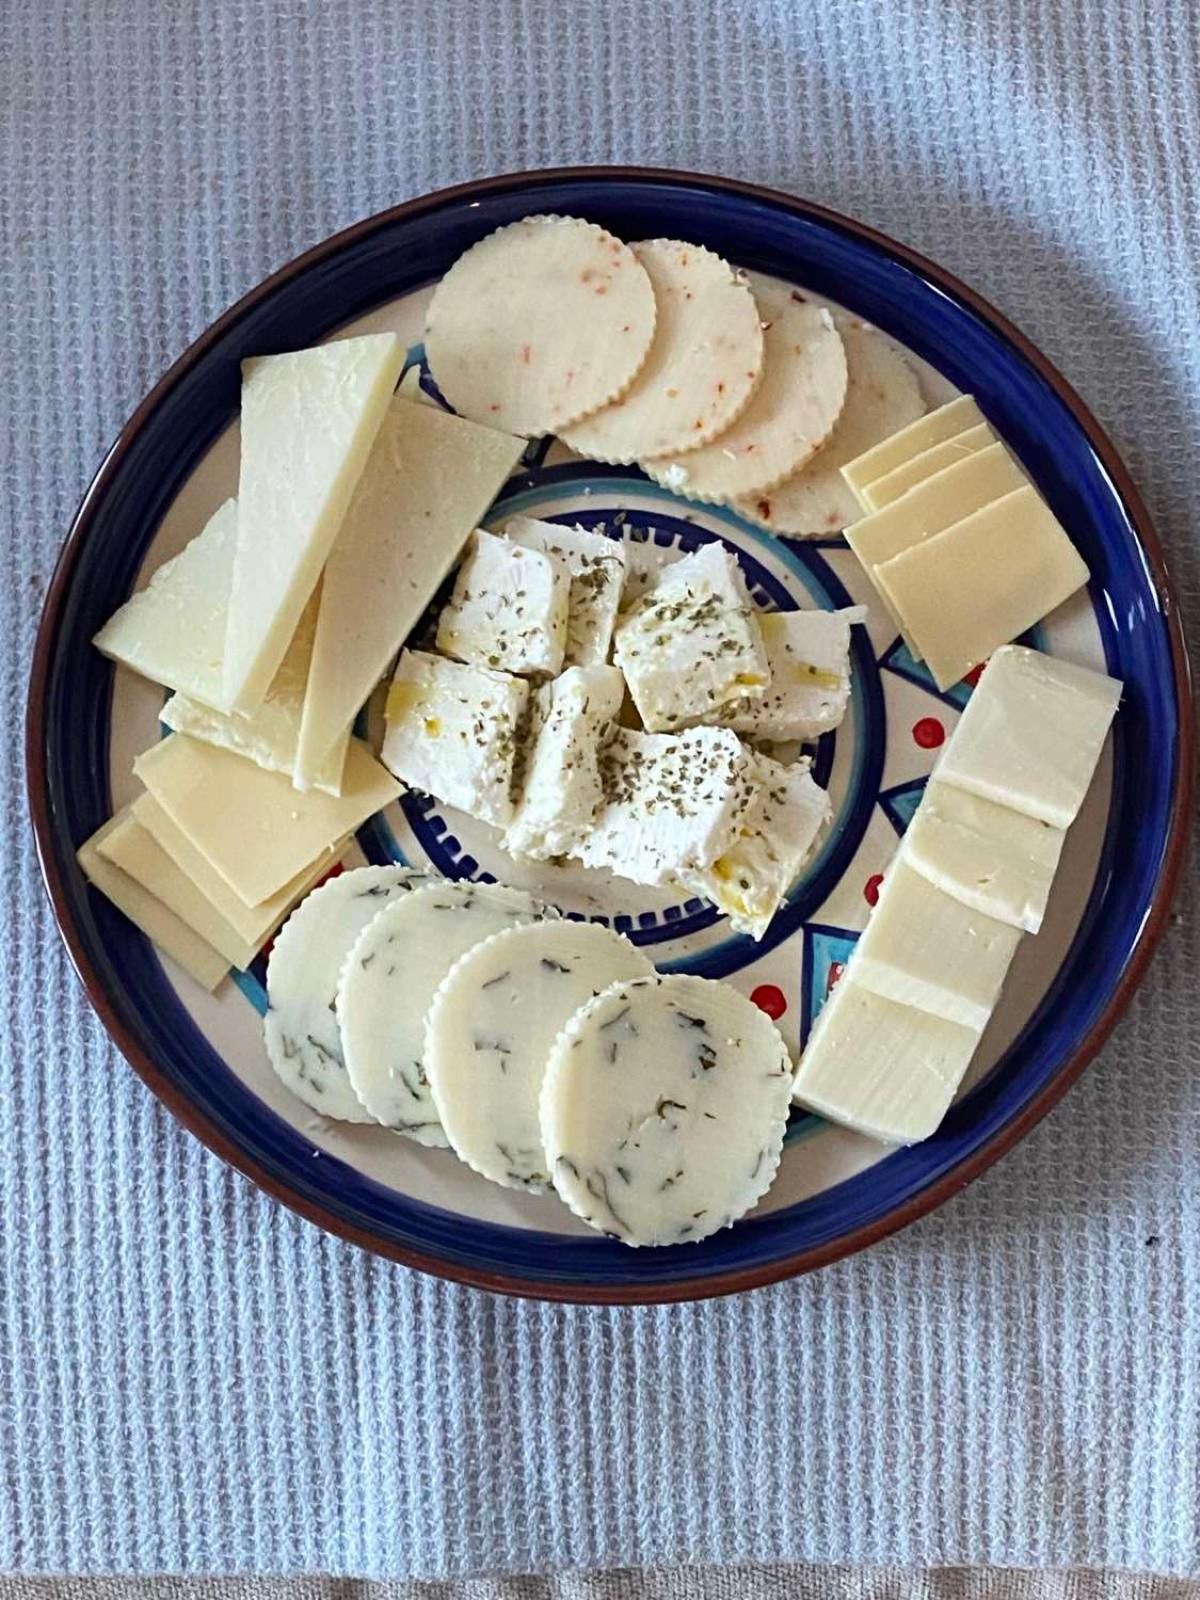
[27,168,1193,1302]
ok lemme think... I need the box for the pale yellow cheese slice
[133,734,399,908]
[131,793,342,950]
[294,398,524,785]
[874,487,1090,690]
[96,811,260,971]
[77,816,229,991]
[861,422,994,510]
[164,585,350,796]
[223,332,405,712]
[841,393,985,505]
[93,499,235,711]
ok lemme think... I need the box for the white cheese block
[792,975,981,1145]
[133,734,400,908]
[295,398,524,783]
[841,394,985,504]
[613,542,769,731]
[861,422,994,510]
[678,753,830,938]
[713,606,864,741]
[902,781,1065,933]
[503,665,625,860]
[93,498,236,711]
[425,921,653,1192]
[336,880,549,1145]
[541,973,794,1246]
[874,487,1090,690]
[264,865,428,1122]
[436,527,570,678]
[851,855,1022,1030]
[77,815,229,991]
[501,516,627,667]
[163,585,349,796]
[223,332,405,712]
[578,726,755,887]
[132,793,340,951]
[381,650,529,828]
[97,810,260,971]
[933,644,1122,827]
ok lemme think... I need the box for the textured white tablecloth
[2,0,1198,1580]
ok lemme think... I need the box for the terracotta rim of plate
[26,166,1195,1304]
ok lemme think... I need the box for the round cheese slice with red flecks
[264,865,429,1122]
[540,973,795,1247]
[642,288,848,505]
[337,880,553,1147]
[424,215,657,438]
[424,921,653,1193]
[561,239,764,464]
[735,321,925,536]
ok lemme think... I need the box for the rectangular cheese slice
[792,974,982,1145]
[295,398,523,783]
[874,487,1090,690]
[714,606,863,741]
[851,855,1022,1029]
[132,793,342,949]
[934,644,1121,827]
[93,499,235,710]
[841,394,985,505]
[77,816,229,991]
[162,586,350,796]
[96,810,260,970]
[861,422,994,510]
[435,528,569,677]
[223,332,405,712]
[502,516,628,667]
[381,650,529,828]
[901,781,1065,934]
[134,733,399,907]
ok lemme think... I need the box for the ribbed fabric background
[2,0,1198,1581]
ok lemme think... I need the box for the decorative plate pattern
[27,170,1191,1302]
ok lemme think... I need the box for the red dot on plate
[912,716,946,749]
[864,873,884,907]
[964,662,986,689]
[827,961,846,993]
[750,984,787,1021]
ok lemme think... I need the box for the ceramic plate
[28,169,1192,1302]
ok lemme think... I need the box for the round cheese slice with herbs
[424,921,654,1193]
[642,290,848,504]
[424,215,657,437]
[734,322,925,536]
[540,973,795,1247]
[560,240,763,463]
[336,880,550,1146]
[264,865,428,1122]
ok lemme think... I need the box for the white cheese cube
[577,726,755,887]
[852,855,1022,1030]
[502,516,627,667]
[382,649,529,828]
[793,975,982,1145]
[679,752,830,938]
[503,665,625,860]
[613,542,769,731]
[714,607,863,741]
[902,781,1065,933]
[436,528,569,678]
[934,644,1122,827]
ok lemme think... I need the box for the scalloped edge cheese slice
[561,240,763,463]
[264,865,428,1122]
[642,292,848,504]
[425,921,653,1192]
[733,323,925,535]
[424,216,657,437]
[540,973,794,1247]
